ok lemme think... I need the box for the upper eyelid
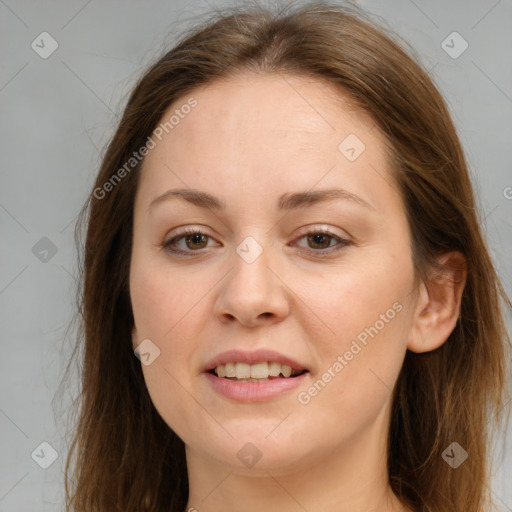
[167,225,349,242]
[294,224,347,237]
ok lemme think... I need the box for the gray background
[1,0,511,510]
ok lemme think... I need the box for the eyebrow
[147,187,375,212]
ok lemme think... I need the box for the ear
[408,251,467,353]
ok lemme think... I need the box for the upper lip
[204,349,309,373]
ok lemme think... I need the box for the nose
[213,239,290,327]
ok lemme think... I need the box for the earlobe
[407,251,467,354]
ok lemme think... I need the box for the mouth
[207,361,309,383]
[202,349,311,400]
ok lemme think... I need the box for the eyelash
[161,227,352,257]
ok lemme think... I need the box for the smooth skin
[129,72,466,512]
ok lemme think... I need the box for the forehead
[136,72,397,216]
[161,72,378,149]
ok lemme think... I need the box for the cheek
[292,253,411,347]
[130,259,203,439]
[299,305,409,443]
[130,253,207,380]
[130,253,197,340]
[130,268,204,405]
[292,252,412,409]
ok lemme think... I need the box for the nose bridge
[214,233,289,324]
[231,234,275,301]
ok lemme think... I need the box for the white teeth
[235,362,251,379]
[281,365,292,378]
[268,361,281,377]
[213,361,301,379]
[224,362,236,378]
[250,362,269,378]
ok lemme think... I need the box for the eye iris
[185,233,208,250]
[308,233,331,249]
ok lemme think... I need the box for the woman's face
[130,73,420,475]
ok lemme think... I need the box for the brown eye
[293,229,352,256]
[183,233,209,250]
[306,233,334,250]
[162,228,215,254]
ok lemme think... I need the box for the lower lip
[204,371,309,402]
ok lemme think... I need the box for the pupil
[309,233,330,249]
[186,234,207,249]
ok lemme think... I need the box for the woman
[65,2,511,511]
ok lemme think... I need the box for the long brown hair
[64,2,511,510]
